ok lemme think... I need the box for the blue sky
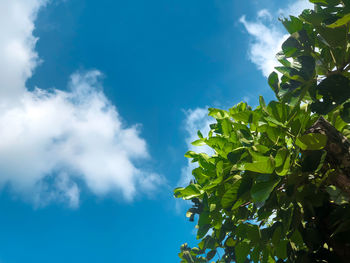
[0,0,312,262]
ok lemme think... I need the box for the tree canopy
[174,1,350,262]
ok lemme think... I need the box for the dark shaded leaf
[251,176,280,202]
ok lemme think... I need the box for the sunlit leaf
[296,133,327,150]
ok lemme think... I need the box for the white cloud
[179,108,213,186]
[240,0,314,77]
[0,0,46,100]
[0,0,163,207]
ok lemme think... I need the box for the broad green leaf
[317,25,347,48]
[275,148,291,176]
[239,156,275,174]
[208,108,229,119]
[251,177,280,202]
[198,211,210,226]
[252,144,270,154]
[246,224,261,244]
[231,111,252,123]
[267,101,288,124]
[327,13,350,28]
[184,151,198,158]
[282,36,302,57]
[225,237,236,247]
[291,55,315,80]
[197,224,211,239]
[191,139,206,146]
[290,230,304,247]
[275,66,304,81]
[281,16,303,34]
[268,72,279,95]
[266,126,281,143]
[296,133,327,150]
[174,184,202,199]
[235,241,250,263]
[275,240,288,259]
[221,178,242,208]
[275,148,287,167]
[300,9,327,25]
[272,226,282,246]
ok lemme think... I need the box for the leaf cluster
[175,1,350,262]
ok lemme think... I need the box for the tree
[174,1,350,262]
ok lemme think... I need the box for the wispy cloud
[240,0,314,77]
[0,0,163,207]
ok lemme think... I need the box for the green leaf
[268,72,279,96]
[275,148,291,176]
[198,211,210,226]
[251,177,280,202]
[267,101,288,124]
[221,178,242,209]
[252,144,270,154]
[208,108,229,119]
[266,126,281,142]
[174,184,202,199]
[231,111,252,123]
[272,226,282,246]
[191,139,206,146]
[240,156,275,174]
[275,148,287,167]
[281,16,303,34]
[296,133,327,150]
[226,237,236,247]
[184,151,198,158]
[197,224,211,239]
[275,66,304,81]
[317,24,347,48]
[246,224,261,244]
[290,230,304,247]
[235,241,250,263]
[340,102,350,123]
[327,13,350,28]
[275,240,288,259]
[291,55,315,80]
[282,36,302,57]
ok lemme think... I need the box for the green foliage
[175,1,350,262]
